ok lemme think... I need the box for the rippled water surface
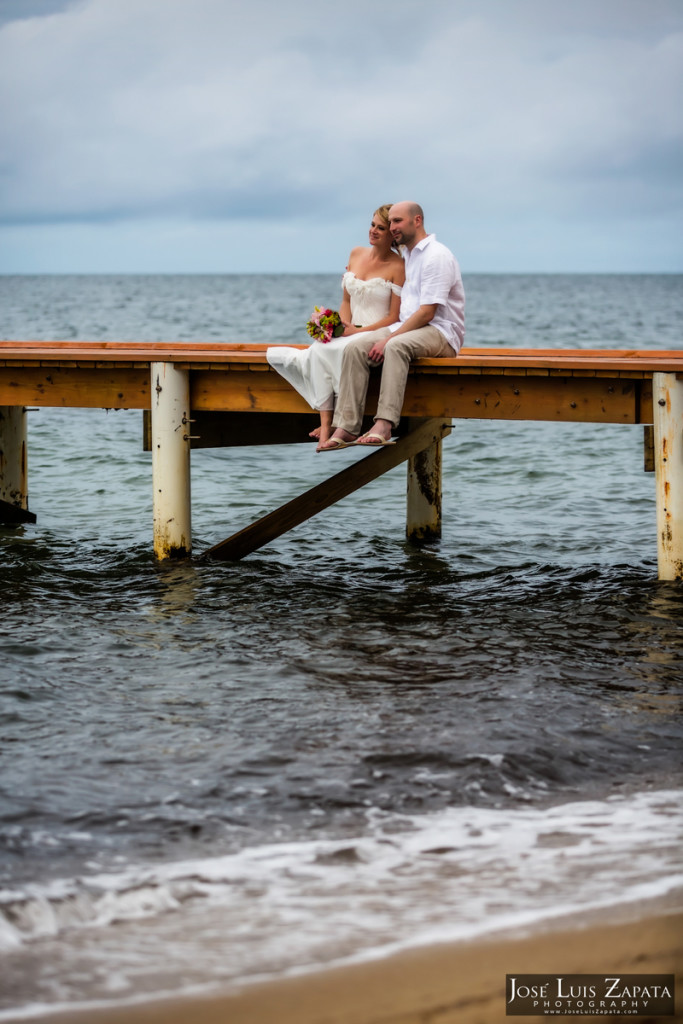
[1,274,682,1017]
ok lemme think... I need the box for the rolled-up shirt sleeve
[417,252,456,306]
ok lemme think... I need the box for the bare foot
[316,428,358,452]
[309,426,321,440]
[356,419,393,445]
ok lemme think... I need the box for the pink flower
[306,305,343,343]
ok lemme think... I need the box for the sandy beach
[17,902,681,1024]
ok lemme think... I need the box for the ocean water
[1,273,682,1019]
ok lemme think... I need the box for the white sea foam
[1,788,682,1019]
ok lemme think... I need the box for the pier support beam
[203,418,451,562]
[0,405,35,524]
[406,418,449,543]
[653,372,683,581]
[150,363,191,559]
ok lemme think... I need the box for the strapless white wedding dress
[266,272,402,411]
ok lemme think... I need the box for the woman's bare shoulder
[346,246,369,267]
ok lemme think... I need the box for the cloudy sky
[1,0,682,273]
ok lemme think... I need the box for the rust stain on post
[653,373,683,581]
[406,419,450,544]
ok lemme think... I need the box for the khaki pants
[332,325,453,435]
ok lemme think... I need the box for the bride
[266,205,405,451]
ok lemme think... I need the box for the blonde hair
[374,204,393,226]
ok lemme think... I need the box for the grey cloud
[0,0,79,25]
[0,0,681,273]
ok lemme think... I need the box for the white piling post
[0,405,29,511]
[406,419,451,543]
[151,363,192,559]
[653,372,683,581]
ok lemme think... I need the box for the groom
[318,201,465,451]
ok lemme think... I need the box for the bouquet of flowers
[306,306,345,344]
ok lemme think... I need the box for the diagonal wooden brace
[202,418,452,561]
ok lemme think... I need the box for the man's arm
[368,304,438,363]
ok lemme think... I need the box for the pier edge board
[1,343,680,567]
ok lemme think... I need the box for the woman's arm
[339,248,364,327]
[339,285,352,326]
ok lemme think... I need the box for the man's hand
[368,337,389,363]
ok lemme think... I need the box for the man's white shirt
[390,234,465,352]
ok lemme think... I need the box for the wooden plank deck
[1,342,681,424]
[1,341,681,575]
[1,340,681,372]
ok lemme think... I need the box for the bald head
[388,202,427,250]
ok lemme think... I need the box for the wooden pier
[0,341,681,579]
